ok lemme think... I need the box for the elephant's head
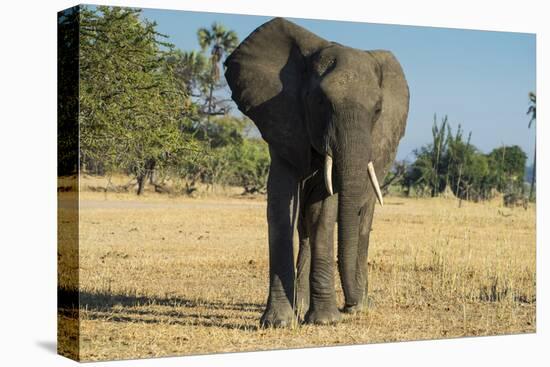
[225,18,409,307]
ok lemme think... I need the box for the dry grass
[58,188,535,362]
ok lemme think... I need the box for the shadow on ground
[58,288,262,331]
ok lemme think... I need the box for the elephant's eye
[373,101,383,121]
[317,58,336,77]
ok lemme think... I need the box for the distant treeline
[384,116,531,203]
[58,6,535,202]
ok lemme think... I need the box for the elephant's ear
[369,50,410,179]
[224,18,330,174]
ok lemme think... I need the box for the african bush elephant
[224,18,409,326]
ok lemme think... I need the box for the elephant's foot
[304,306,342,325]
[341,303,363,314]
[342,297,374,314]
[260,303,296,328]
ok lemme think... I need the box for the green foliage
[196,23,239,121]
[227,139,270,194]
[73,8,266,195]
[197,22,238,83]
[78,6,199,193]
[445,125,475,198]
[406,115,450,197]
[182,115,248,149]
[403,116,528,202]
[177,116,270,194]
[168,50,209,97]
[449,145,490,200]
[486,146,527,193]
[58,7,80,175]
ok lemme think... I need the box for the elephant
[224,17,409,326]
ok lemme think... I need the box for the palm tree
[526,92,536,201]
[171,50,208,97]
[197,23,238,123]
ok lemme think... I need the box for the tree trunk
[148,159,156,185]
[136,174,146,195]
[206,81,214,124]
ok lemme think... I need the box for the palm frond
[197,28,213,51]
[526,92,536,128]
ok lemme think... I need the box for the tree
[486,145,527,194]
[526,92,536,201]
[166,50,209,137]
[402,116,526,202]
[406,115,450,196]
[175,115,268,193]
[457,148,489,201]
[197,23,238,124]
[444,126,492,202]
[169,50,208,97]
[182,115,248,148]
[445,126,473,200]
[58,7,80,176]
[228,139,270,194]
[381,160,408,195]
[79,6,199,194]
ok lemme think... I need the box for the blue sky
[140,7,536,163]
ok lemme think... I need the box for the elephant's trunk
[333,141,370,308]
[326,106,385,308]
[335,159,384,307]
[337,191,363,307]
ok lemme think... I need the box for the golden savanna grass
[58,179,536,361]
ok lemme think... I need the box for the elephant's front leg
[342,200,375,314]
[295,217,311,318]
[260,151,299,328]
[304,192,341,325]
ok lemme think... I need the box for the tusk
[324,155,334,196]
[367,161,384,207]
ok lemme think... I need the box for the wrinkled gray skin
[224,18,409,326]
